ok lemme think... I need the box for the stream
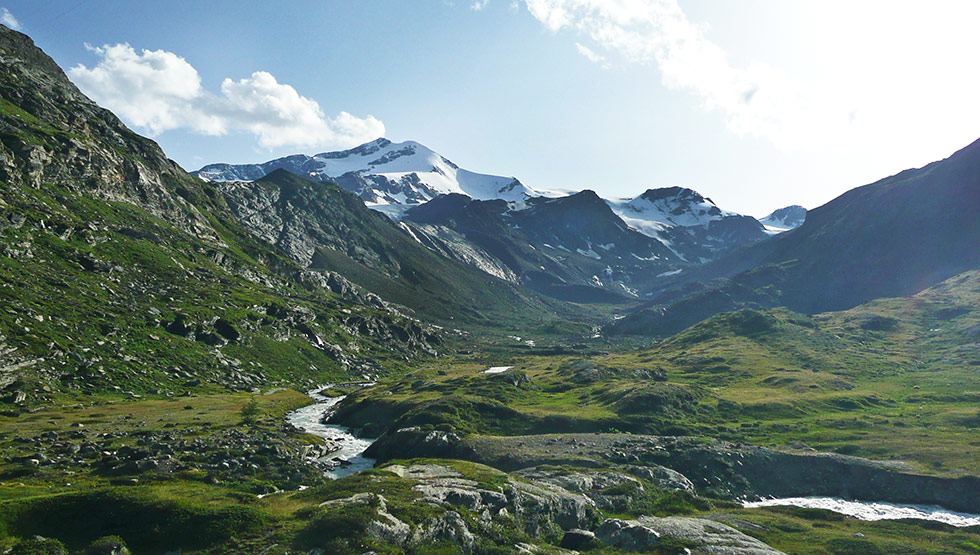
[744,497,980,527]
[286,386,376,480]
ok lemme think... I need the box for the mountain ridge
[612,135,980,335]
[195,137,541,218]
[196,142,796,297]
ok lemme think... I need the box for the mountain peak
[638,186,708,204]
[195,137,537,214]
[614,186,728,230]
[760,205,806,232]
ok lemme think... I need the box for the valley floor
[2,275,979,553]
[3,390,980,554]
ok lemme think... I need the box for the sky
[3,0,980,216]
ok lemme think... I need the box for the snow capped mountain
[760,205,807,233]
[194,138,540,217]
[607,187,735,239]
[604,187,769,262]
[195,142,799,296]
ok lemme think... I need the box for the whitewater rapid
[286,386,376,479]
[744,497,980,527]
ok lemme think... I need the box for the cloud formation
[520,0,852,149]
[470,0,490,11]
[1,7,20,30]
[574,42,605,65]
[69,43,384,150]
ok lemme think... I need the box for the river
[744,497,980,527]
[286,386,376,480]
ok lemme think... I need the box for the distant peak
[573,189,601,199]
[638,186,707,203]
[257,167,305,184]
[761,205,806,230]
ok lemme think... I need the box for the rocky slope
[214,168,569,325]
[0,25,443,406]
[404,190,679,301]
[196,142,792,301]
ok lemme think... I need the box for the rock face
[413,511,476,552]
[214,169,550,325]
[624,464,696,493]
[515,467,644,511]
[405,190,679,301]
[559,528,598,550]
[594,518,662,551]
[0,26,220,244]
[596,516,785,555]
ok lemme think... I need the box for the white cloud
[69,43,384,150]
[1,7,21,30]
[470,0,490,11]
[520,0,855,150]
[574,42,605,65]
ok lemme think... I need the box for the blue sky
[4,1,980,216]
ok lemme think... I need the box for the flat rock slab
[597,515,785,555]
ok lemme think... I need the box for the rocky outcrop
[624,463,696,493]
[319,494,411,546]
[596,516,785,554]
[385,462,598,543]
[412,511,476,552]
[0,26,221,245]
[515,467,644,511]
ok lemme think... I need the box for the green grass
[334,271,980,475]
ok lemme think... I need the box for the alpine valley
[2,23,980,555]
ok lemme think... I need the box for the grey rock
[595,518,661,551]
[625,463,696,493]
[507,480,597,537]
[597,516,785,555]
[319,493,411,547]
[412,511,475,553]
[559,528,598,550]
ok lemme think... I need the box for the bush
[85,535,129,554]
[240,396,261,425]
[3,488,264,552]
[10,537,68,555]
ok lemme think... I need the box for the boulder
[625,464,696,493]
[560,528,599,550]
